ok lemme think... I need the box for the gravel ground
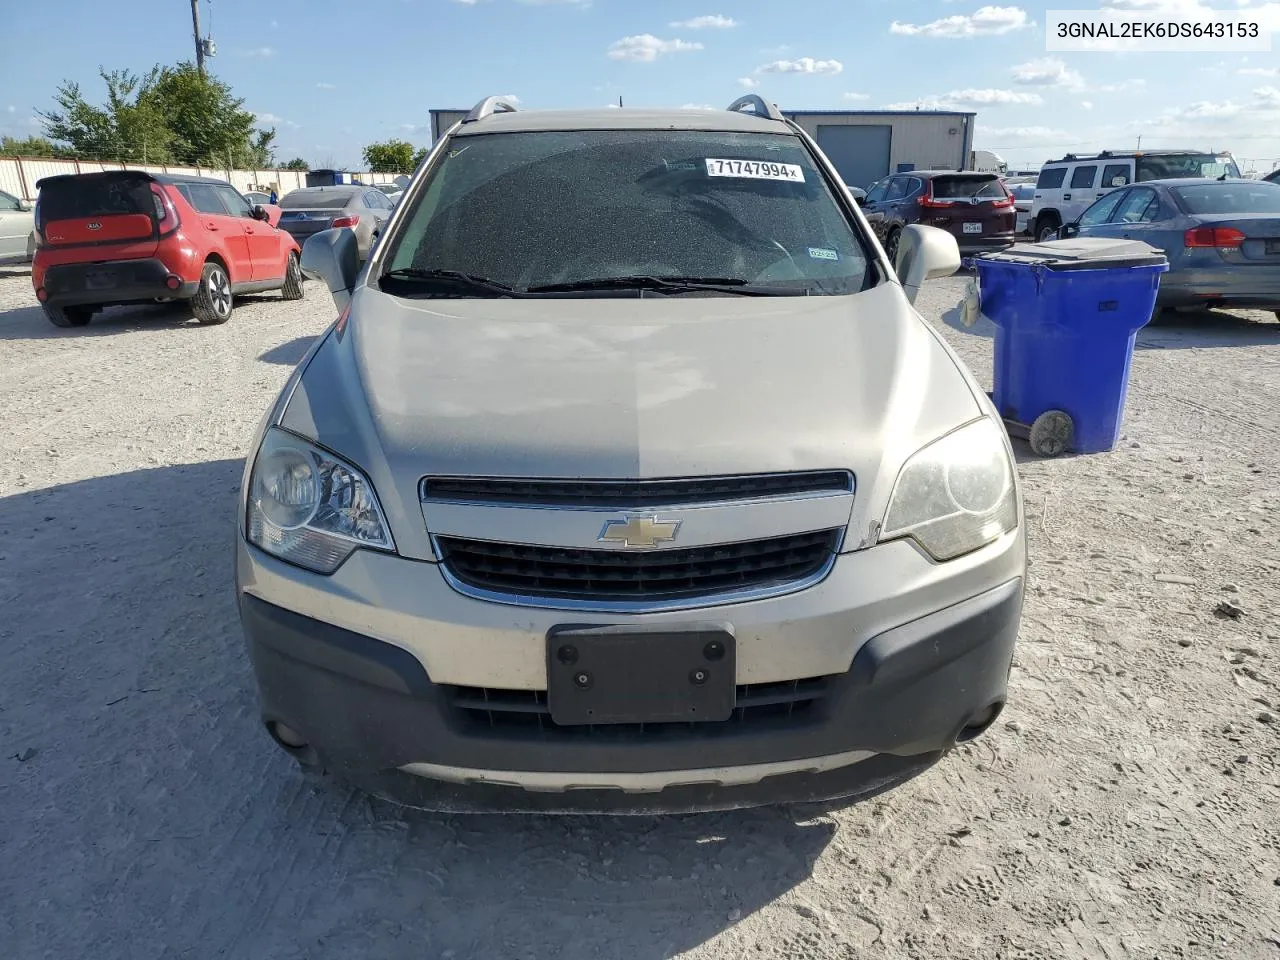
[1,265,1277,960]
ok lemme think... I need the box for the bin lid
[976,237,1168,270]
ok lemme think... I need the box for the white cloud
[607,34,703,62]
[737,77,759,89]
[1082,100,1094,109]
[978,126,1079,144]
[843,92,870,101]
[5,105,14,113]
[670,14,736,28]
[1011,57,1085,90]
[756,57,843,75]
[890,6,1031,38]
[242,46,275,57]
[1240,67,1280,76]
[315,82,337,90]
[885,88,1043,109]
[254,112,285,124]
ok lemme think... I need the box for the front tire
[191,261,233,325]
[42,304,95,328]
[884,228,901,268]
[281,252,304,301]
[1035,215,1061,243]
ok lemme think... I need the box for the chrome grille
[435,529,839,603]
[421,471,853,507]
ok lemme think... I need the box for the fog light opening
[165,275,182,290]
[266,719,321,763]
[956,700,1005,743]
[36,287,48,302]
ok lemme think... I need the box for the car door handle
[245,227,255,234]
[204,220,219,231]
[1063,193,1072,200]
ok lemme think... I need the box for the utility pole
[191,0,205,75]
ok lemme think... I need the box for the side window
[1101,163,1132,189]
[906,177,924,197]
[884,177,909,202]
[1036,166,1067,190]
[1113,187,1158,223]
[864,180,890,204]
[1078,190,1127,226]
[184,183,229,215]
[0,189,20,210]
[217,186,254,217]
[1070,165,1098,189]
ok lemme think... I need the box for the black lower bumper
[40,258,199,306]
[239,578,1022,813]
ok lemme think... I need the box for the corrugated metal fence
[0,156,407,201]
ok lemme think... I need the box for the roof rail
[464,96,520,124]
[726,94,785,122]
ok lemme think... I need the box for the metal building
[428,106,974,190]
[783,111,975,190]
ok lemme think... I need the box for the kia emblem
[86,221,102,231]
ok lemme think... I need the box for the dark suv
[859,171,1016,260]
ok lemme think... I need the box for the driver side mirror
[301,228,360,312]
[847,186,866,206]
[17,198,33,212]
[895,224,961,305]
[1058,222,1081,240]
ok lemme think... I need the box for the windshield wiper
[379,268,517,296]
[525,275,799,296]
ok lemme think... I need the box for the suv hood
[280,282,984,560]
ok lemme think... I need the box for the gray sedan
[1065,177,1280,316]
[275,186,395,259]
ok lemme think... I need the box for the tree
[281,157,309,171]
[0,135,68,158]
[363,139,415,172]
[412,146,429,168]
[38,68,172,162]
[36,61,273,167]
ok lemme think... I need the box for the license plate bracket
[963,222,983,235]
[84,270,115,291]
[546,623,736,726]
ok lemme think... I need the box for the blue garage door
[815,125,893,191]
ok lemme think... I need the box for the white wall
[0,156,408,201]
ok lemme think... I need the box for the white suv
[1029,149,1241,242]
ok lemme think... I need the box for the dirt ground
[1,265,1277,960]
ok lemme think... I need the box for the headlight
[879,418,1017,562]
[246,428,395,574]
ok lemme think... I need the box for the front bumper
[237,532,1024,813]
[37,257,199,306]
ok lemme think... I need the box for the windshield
[279,191,353,209]
[380,129,872,296]
[1173,182,1280,215]
[1136,153,1240,181]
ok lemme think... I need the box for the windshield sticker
[808,247,839,261]
[705,159,805,182]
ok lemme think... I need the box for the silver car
[0,188,36,263]
[236,95,1026,814]
[275,185,393,259]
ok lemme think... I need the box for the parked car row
[1058,177,1280,318]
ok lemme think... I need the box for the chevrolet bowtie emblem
[597,515,682,548]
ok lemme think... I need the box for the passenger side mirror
[1058,222,1081,240]
[17,198,33,212]
[896,224,961,305]
[251,204,271,222]
[301,228,360,312]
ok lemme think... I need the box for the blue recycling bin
[974,238,1168,455]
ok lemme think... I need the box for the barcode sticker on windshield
[705,159,805,182]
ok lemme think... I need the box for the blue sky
[3,0,1278,173]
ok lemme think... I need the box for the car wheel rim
[210,269,231,316]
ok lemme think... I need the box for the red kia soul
[32,171,304,329]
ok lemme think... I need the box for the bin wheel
[1028,410,1073,458]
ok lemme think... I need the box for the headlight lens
[880,418,1017,562]
[247,428,395,574]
